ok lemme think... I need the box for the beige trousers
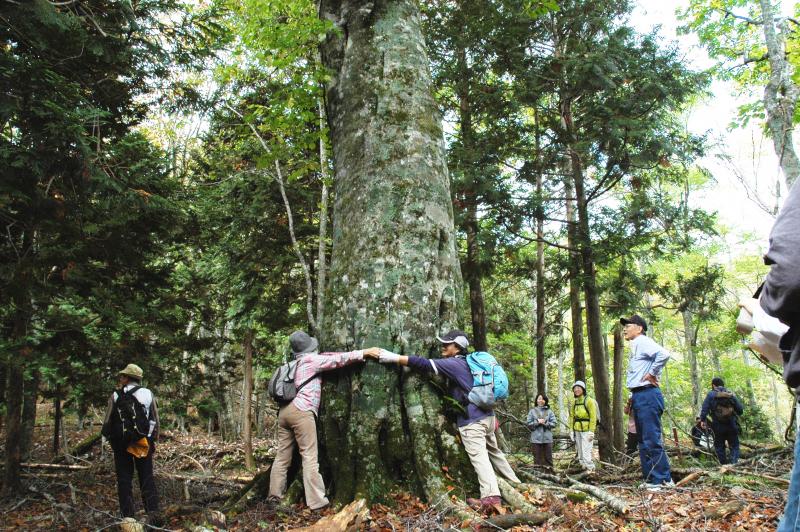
[458,416,521,498]
[268,403,329,509]
[575,431,595,471]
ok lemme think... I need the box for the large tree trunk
[759,0,800,188]
[569,145,613,463]
[319,0,475,505]
[563,171,585,383]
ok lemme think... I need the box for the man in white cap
[101,363,161,526]
[376,329,520,515]
[268,331,380,510]
[620,314,673,490]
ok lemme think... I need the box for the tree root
[221,466,271,516]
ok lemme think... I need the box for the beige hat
[118,363,143,380]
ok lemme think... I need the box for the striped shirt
[292,350,364,414]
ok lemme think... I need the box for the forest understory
[0,419,790,531]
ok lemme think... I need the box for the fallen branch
[481,512,550,529]
[158,471,248,487]
[565,476,629,515]
[54,432,101,463]
[498,477,540,514]
[21,462,90,471]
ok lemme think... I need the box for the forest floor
[0,424,791,531]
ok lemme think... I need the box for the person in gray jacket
[761,178,800,532]
[526,393,557,472]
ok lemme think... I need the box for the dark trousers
[532,442,553,470]
[711,422,740,465]
[112,443,160,517]
[631,386,672,484]
[625,432,638,455]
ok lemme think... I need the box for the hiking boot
[466,495,503,515]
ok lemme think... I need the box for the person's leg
[485,417,520,483]
[712,423,728,465]
[458,419,500,498]
[578,432,594,470]
[634,388,671,483]
[134,449,160,514]
[778,414,800,531]
[544,442,554,471]
[112,445,136,517]
[289,406,329,510]
[268,406,297,498]
[729,424,740,464]
[532,443,543,467]
[631,396,650,480]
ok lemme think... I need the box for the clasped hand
[362,348,399,364]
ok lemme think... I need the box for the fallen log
[54,432,102,463]
[480,512,550,529]
[158,471,249,487]
[222,465,271,515]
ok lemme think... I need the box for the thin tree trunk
[465,207,488,351]
[0,364,6,432]
[563,170,585,382]
[20,368,39,461]
[771,373,784,440]
[242,330,255,471]
[535,168,546,394]
[569,143,613,463]
[3,228,32,497]
[557,325,568,433]
[759,0,800,188]
[682,309,701,413]
[455,45,488,352]
[612,325,624,458]
[53,393,62,455]
[741,349,758,409]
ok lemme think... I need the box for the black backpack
[104,386,151,446]
[267,360,318,405]
[712,391,737,423]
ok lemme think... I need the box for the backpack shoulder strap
[295,372,320,394]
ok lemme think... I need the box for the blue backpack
[466,351,509,410]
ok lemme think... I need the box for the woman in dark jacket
[526,393,557,472]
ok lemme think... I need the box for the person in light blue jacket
[526,393,557,472]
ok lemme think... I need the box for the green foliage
[740,400,774,441]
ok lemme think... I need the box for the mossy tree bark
[318,0,478,505]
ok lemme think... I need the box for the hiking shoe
[638,482,663,491]
[466,495,503,515]
[662,480,675,488]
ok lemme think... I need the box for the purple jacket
[406,355,491,427]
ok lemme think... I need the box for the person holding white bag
[759,178,800,532]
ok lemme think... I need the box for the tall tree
[317,0,485,505]
[681,0,800,187]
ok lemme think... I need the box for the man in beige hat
[101,364,162,526]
